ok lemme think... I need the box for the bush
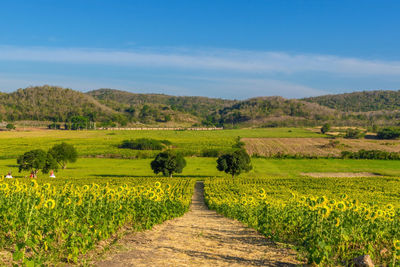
[341,149,400,160]
[48,123,61,129]
[201,148,223,157]
[377,127,400,140]
[6,123,15,130]
[119,138,170,150]
[321,123,331,134]
[344,128,365,139]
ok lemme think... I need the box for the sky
[0,0,400,99]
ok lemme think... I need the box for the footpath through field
[95,182,301,266]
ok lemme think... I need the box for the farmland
[205,177,400,265]
[0,127,399,265]
[244,137,400,157]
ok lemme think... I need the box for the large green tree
[48,142,78,169]
[217,149,252,178]
[17,149,58,177]
[150,150,186,177]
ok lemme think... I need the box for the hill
[303,90,400,112]
[87,88,235,120]
[0,86,400,127]
[0,85,117,122]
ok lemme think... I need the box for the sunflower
[45,199,56,209]
[155,181,161,188]
[319,206,331,219]
[336,201,346,211]
[316,196,327,206]
[334,217,340,227]
[77,196,83,206]
[64,197,72,205]
[394,240,400,250]
[30,180,39,189]
[35,196,45,209]
[43,183,51,190]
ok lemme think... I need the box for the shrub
[119,138,169,150]
[341,149,400,160]
[48,123,61,129]
[201,149,223,157]
[6,123,15,130]
[320,123,331,134]
[377,127,400,140]
[344,128,365,139]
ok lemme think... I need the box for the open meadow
[1,127,400,265]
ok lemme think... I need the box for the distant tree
[17,149,58,177]
[377,127,400,140]
[344,128,365,139]
[232,136,245,149]
[68,116,92,130]
[150,150,186,177]
[48,142,78,169]
[217,149,252,178]
[119,138,170,150]
[321,123,331,134]
[48,122,61,129]
[6,123,15,130]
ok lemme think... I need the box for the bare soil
[243,137,400,157]
[94,182,302,267]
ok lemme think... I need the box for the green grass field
[3,157,400,180]
[0,128,322,159]
[2,127,400,197]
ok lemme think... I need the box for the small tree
[6,123,15,130]
[321,123,331,134]
[48,142,78,169]
[17,149,58,177]
[217,149,252,178]
[150,150,186,177]
[344,128,365,139]
[232,136,245,149]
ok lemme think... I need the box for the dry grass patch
[243,137,400,157]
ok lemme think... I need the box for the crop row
[0,177,194,265]
[204,178,400,265]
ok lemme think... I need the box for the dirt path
[95,182,301,267]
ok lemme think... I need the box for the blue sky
[1,0,400,99]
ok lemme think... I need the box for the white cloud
[0,46,400,76]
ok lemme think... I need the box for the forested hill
[0,86,117,121]
[303,90,400,112]
[87,88,235,118]
[1,85,400,127]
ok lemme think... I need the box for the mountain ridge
[0,85,399,127]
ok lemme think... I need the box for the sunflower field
[204,178,400,265]
[0,177,194,266]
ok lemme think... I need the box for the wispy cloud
[0,45,399,99]
[1,46,400,76]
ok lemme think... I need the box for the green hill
[303,90,400,112]
[0,85,117,122]
[87,88,235,119]
[0,86,399,127]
